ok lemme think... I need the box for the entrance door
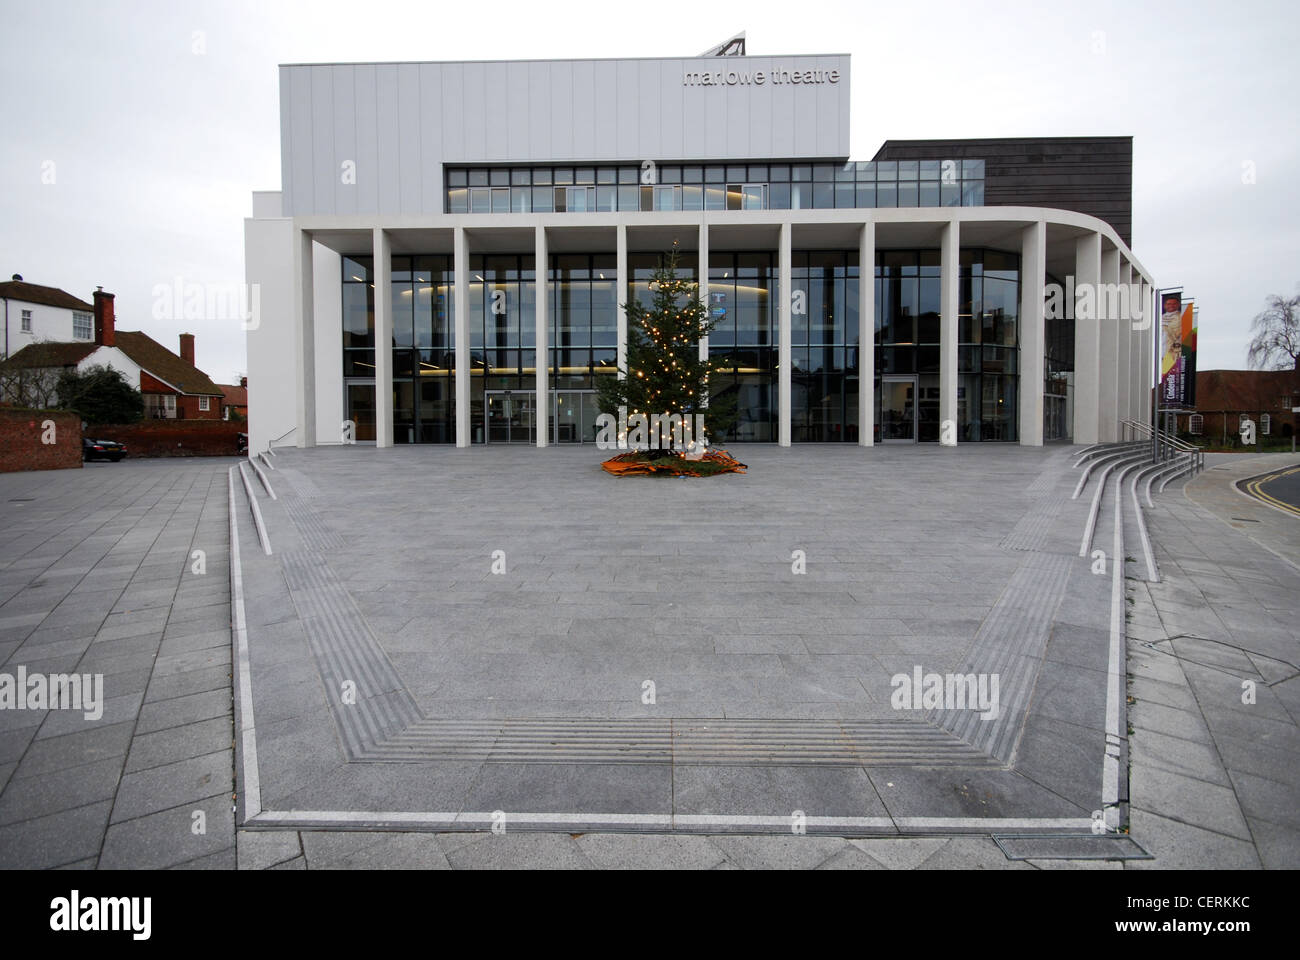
[485,390,536,443]
[553,390,600,443]
[880,376,917,443]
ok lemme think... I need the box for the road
[1241,462,1300,517]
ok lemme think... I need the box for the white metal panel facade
[279,55,852,216]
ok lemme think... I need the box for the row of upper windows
[450,180,985,214]
[16,309,92,339]
[449,160,985,187]
[446,160,985,214]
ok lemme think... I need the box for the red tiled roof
[218,383,247,406]
[0,341,98,369]
[1,331,225,398]
[0,280,94,312]
[113,332,225,397]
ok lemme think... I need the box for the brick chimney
[93,287,115,347]
[240,376,247,388]
[179,333,195,367]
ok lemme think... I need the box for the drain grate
[994,833,1152,860]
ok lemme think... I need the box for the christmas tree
[596,246,736,459]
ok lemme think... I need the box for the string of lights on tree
[595,243,737,456]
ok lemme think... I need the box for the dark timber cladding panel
[873,137,1133,246]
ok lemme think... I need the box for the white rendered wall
[313,244,344,444]
[3,300,93,357]
[244,214,297,455]
[76,346,142,385]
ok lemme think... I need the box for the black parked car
[83,438,127,462]
[237,432,248,454]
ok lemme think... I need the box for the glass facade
[392,255,455,444]
[873,248,1019,443]
[1044,271,1075,441]
[447,160,985,214]
[792,251,859,441]
[708,252,777,442]
[341,244,1020,445]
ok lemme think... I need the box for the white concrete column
[372,228,393,448]
[778,221,792,447]
[1073,232,1102,444]
[454,226,470,447]
[616,225,628,379]
[698,220,709,363]
[858,220,875,447]
[293,228,316,448]
[534,225,548,448]
[939,220,959,446]
[1132,279,1145,423]
[1018,220,1046,446]
[1138,281,1153,426]
[1117,262,1132,433]
[1098,246,1120,442]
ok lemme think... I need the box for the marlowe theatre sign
[683,66,841,87]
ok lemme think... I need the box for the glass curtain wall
[342,256,377,441]
[874,248,1020,442]
[550,254,617,442]
[468,255,536,443]
[390,255,455,443]
[344,247,1019,446]
[708,252,777,442]
[447,160,986,213]
[791,251,859,441]
[1044,271,1073,441]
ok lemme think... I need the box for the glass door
[880,376,916,443]
[552,390,600,443]
[485,390,536,443]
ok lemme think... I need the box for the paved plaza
[0,445,1295,868]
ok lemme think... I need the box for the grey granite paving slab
[169,847,237,869]
[0,755,124,826]
[100,791,234,869]
[442,832,593,869]
[135,688,232,735]
[124,717,233,774]
[573,833,728,869]
[236,829,303,870]
[0,799,113,869]
[12,722,135,780]
[1125,807,1262,870]
[709,834,858,869]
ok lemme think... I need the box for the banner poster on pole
[1160,291,1194,407]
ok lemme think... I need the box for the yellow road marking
[1244,466,1300,518]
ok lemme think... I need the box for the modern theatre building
[244,46,1155,454]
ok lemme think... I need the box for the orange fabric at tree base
[600,448,747,477]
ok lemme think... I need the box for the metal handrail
[1118,417,1205,477]
[267,426,296,453]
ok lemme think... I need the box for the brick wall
[93,419,244,457]
[176,394,222,419]
[0,409,82,473]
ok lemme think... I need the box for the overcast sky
[2,0,1296,384]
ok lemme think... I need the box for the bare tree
[0,341,75,409]
[1247,289,1300,371]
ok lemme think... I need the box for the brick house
[0,288,225,417]
[218,377,248,420]
[1170,369,1300,443]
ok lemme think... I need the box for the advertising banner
[1160,292,1195,408]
